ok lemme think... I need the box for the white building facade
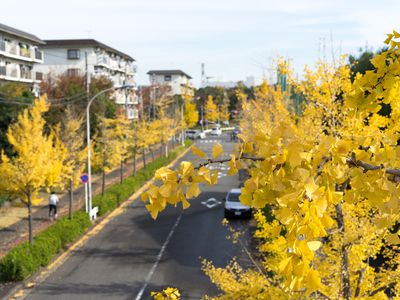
[147,70,194,96]
[35,39,138,119]
[0,23,45,95]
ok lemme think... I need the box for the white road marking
[201,198,222,208]
[135,214,183,300]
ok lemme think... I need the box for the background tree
[204,95,218,125]
[129,120,151,175]
[218,102,230,123]
[0,83,34,156]
[93,117,126,195]
[184,100,199,128]
[151,110,175,157]
[0,97,66,244]
[59,109,87,219]
[40,74,117,135]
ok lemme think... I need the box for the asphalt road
[24,133,252,300]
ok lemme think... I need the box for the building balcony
[96,54,110,67]
[115,93,138,105]
[0,66,6,76]
[127,108,139,120]
[0,40,43,63]
[0,65,37,83]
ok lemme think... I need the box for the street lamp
[86,85,134,219]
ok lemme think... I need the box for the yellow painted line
[10,145,192,300]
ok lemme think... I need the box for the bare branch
[346,157,400,176]
[194,155,265,170]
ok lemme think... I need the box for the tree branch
[346,157,400,176]
[194,155,265,170]
[354,268,365,298]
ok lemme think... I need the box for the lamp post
[86,85,133,218]
[181,101,185,146]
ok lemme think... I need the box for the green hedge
[0,141,191,283]
[0,211,91,282]
[93,142,191,216]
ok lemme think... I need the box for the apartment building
[0,23,45,95]
[35,39,138,119]
[147,70,194,96]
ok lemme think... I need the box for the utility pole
[85,52,90,95]
[201,105,204,132]
[181,102,185,146]
[85,51,91,214]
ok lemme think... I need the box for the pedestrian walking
[49,191,59,220]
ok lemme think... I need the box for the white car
[210,127,222,136]
[224,188,251,218]
[186,130,206,139]
[198,131,206,139]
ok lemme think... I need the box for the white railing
[0,40,43,62]
[96,54,110,66]
[127,108,138,119]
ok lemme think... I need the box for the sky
[1,0,399,86]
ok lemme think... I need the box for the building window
[67,49,80,60]
[164,75,171,81]
[66,68,80,77]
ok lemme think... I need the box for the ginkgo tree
[0,97,66,244]
[144,31,400,300]
[59,109,87,219]
[93,115,129,195]
[204,95,218,125]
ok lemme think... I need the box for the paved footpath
[0,141,177,258]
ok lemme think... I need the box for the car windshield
[227,192,241,202]
[212,128,218,130]
[186,131,195,134]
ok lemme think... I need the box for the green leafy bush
[0,211,90,282]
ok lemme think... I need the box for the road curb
[5,145,192,300]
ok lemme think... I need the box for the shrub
[0,211,90,282]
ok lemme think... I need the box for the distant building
[202,76,258,89]
[35,39,138,119]
[0,23,45,95]
[147,69,194,96]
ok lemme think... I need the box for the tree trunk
[27,192,33,245]
[133,148,137,176]
[68,179,73,219]
[102,170,106,196]
[336,203,351,300]
[142,148,146,169]
[120,160,123,184]
[150,146,155,162]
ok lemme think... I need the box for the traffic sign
[80,173,89,184]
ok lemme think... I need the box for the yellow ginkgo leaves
[212,143,223,159]
[191,146,207,158]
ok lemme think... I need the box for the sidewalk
[0,140,179,258]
